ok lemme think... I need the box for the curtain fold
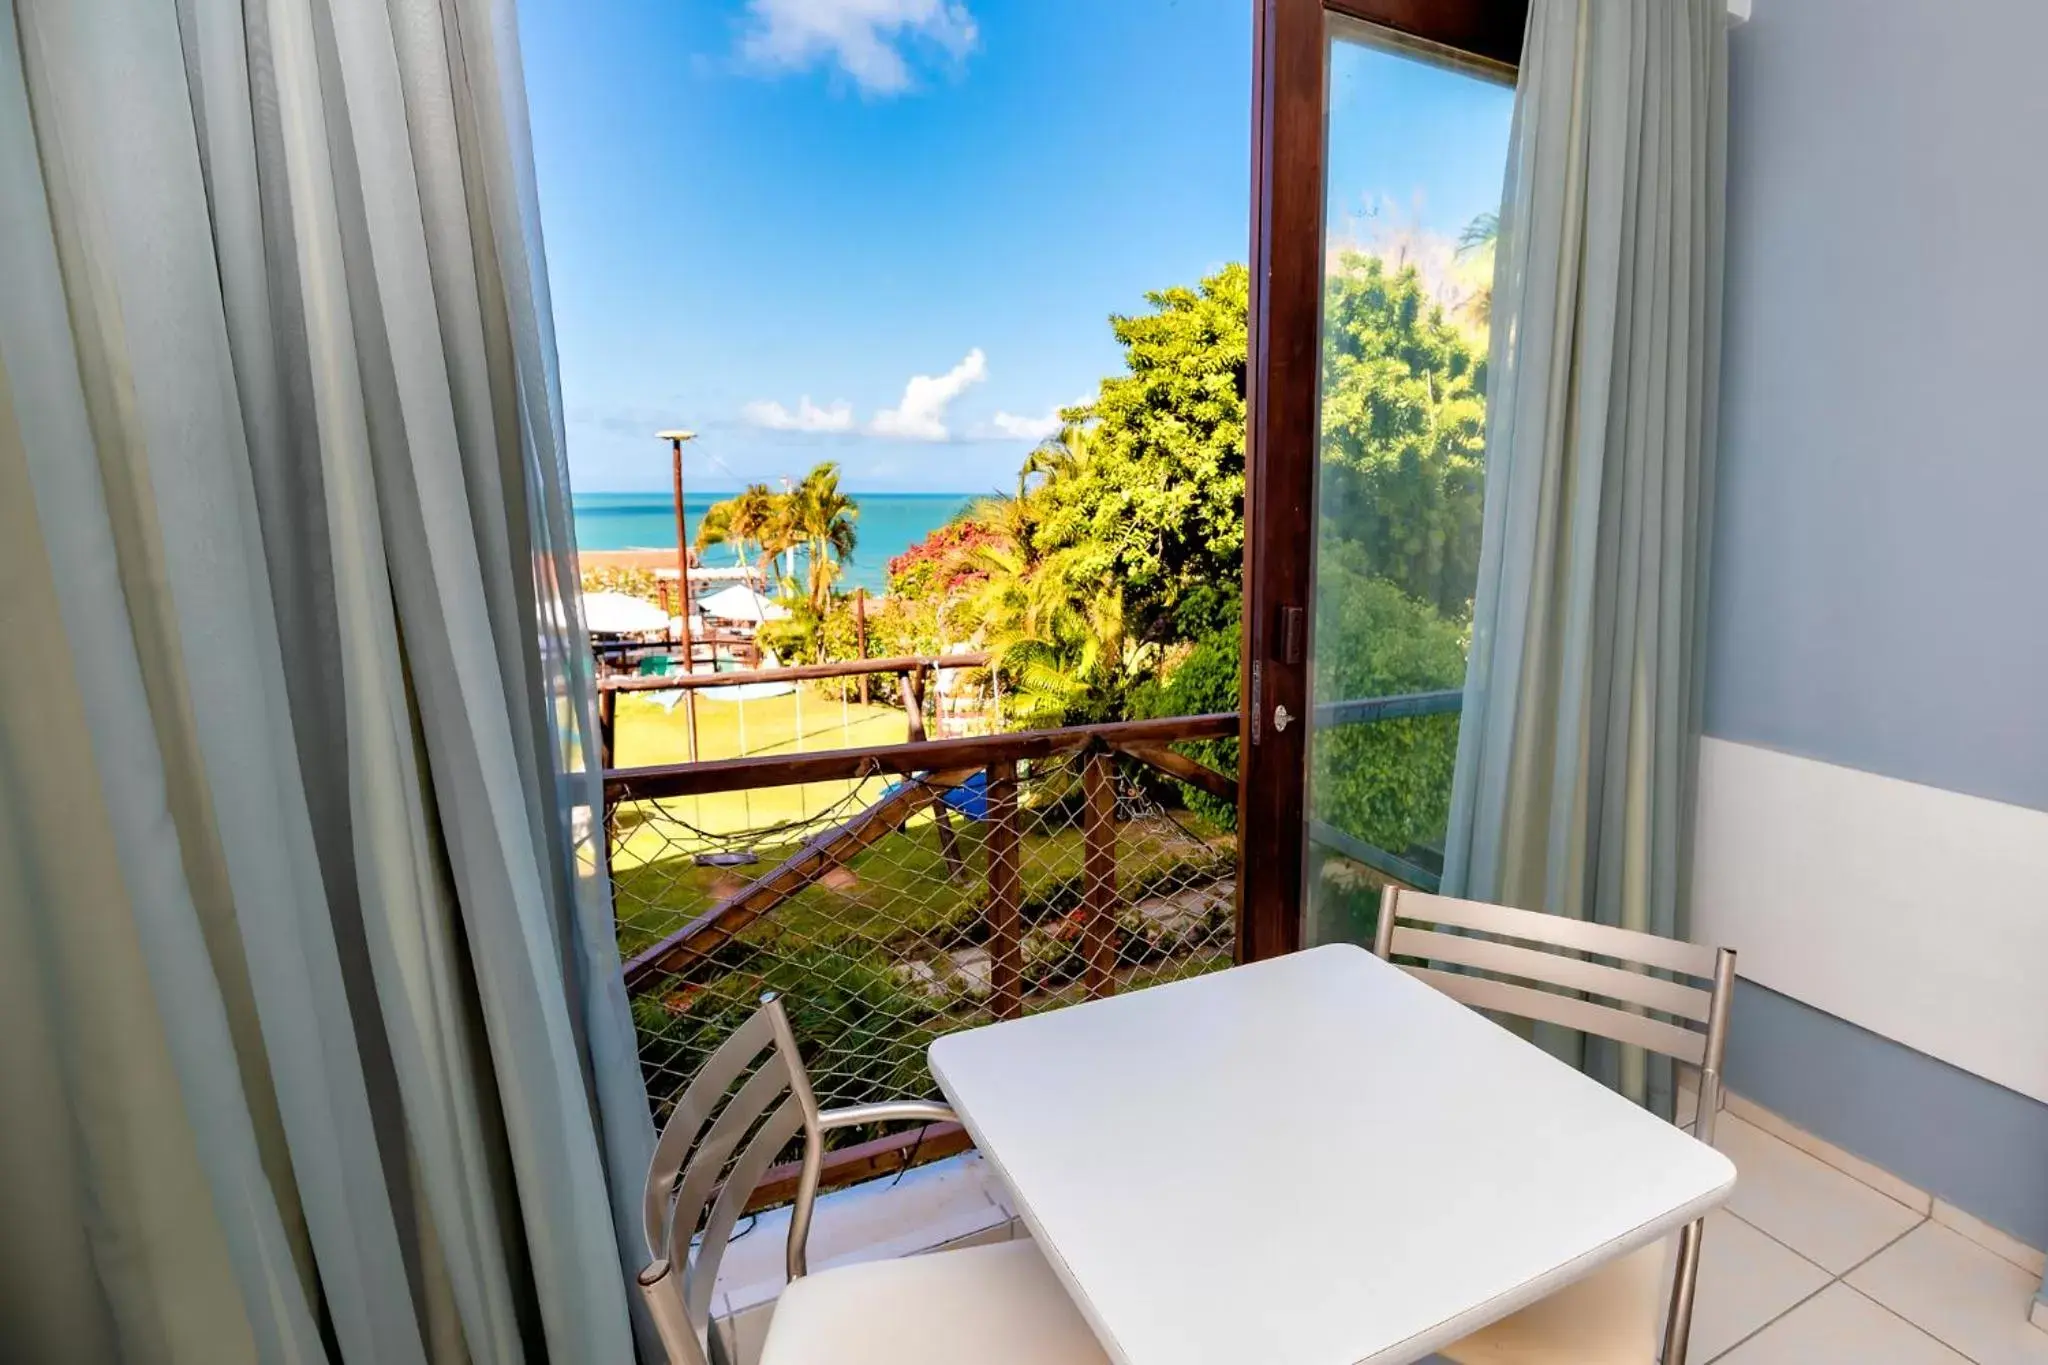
[1443,0,1728,1107]
[0,0,650,1360]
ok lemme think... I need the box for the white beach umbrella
[697,584,790,623]
[581,590,671,634]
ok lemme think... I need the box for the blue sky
[518,0,1513,494]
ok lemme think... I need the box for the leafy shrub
[1132,623,1242,827]
[1135,546,1466,859]
[580,565,664,603]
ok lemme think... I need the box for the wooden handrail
[1121,743,1238,803]
[744,1122,974,1215]
[605,711,1238,801]
[598,651,990,694]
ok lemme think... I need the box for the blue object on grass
[880,769,989,820]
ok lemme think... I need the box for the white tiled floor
[1682,1102,2048,1364]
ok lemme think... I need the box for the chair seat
[1439,1240,1666,1365]
[758,1237,1110,1365]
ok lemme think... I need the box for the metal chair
[636,994,1109,1365]
[1373,887,1737,1365]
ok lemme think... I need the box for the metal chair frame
[1373,886,1737,1365]
[635,993,956,1365]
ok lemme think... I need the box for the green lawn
[611,687,913,842]
[612,807,1232,960]
[613,686,911,766]
[614,801,1236,1116]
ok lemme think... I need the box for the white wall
[1692,0,2048,1250]
[1691,738,2048,1107]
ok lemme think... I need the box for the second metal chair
[1374,886,1737,1365]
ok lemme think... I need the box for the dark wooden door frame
[1237,0,1326,964]
[1236,0,1523,963]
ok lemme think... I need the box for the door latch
[1272,703,1294,733]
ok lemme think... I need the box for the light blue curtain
[1443,0,1728,1107]
[0,0,650,1360]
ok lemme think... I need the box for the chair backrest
[1374,886,1735,1092]
[636,995,822,1365]
[1375,888,1737,1365]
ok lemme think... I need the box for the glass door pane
[1303,19,1513,947]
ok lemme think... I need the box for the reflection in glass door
[1302,20,1513,947]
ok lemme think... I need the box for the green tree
[1306,540,1469,856]
[1137,543,1467,856]
[1030,265,1249,642]
[1317,251,1489,618]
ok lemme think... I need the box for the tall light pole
[656,429,697,672]
[656,429,701,763]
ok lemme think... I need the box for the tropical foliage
[694,482,783,572]
[675,245,1492,868]
[1318,251,1488,617]
[695,462,861,660]
[864,247,1491,865]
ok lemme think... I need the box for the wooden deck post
[855,588,871,705]
[598,687,617,770]
[900,666,928,744]
[1081,750,1119,998]
[985,760,1023,1018]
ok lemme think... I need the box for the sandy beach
[579,548,689,572]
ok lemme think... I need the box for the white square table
[928,943,1736,1365]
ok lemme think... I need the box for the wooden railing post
[855,588,871,705]
[900,667,928,744]
[1081,749,1118,998]
[598,687,617,770]
[985,760,1023,1018]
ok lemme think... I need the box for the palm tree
[728,483,778,569]
[1019,420,1097,496]
[786,462,859,616]
[1455,210,1499,330]
[694,481,782,573]
[968,541,1155,727]
[694,499,738,563]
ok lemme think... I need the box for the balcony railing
[600,686,1464,1206]
[1306,688,1463,893]
[603,711,1240,1202]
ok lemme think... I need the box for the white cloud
[738,0,978,96]
[871,348,987,441]
[988,408,1062,442]
[741,396,855,432]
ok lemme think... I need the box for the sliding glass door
[1239,0,1517,957]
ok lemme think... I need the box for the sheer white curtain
[0,0,649,1360]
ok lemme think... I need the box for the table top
[928,944,1736,1365]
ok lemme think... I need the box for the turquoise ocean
[573,491,975,596]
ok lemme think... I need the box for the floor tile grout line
[1720,1107,1924,1221]
[1723,1097,2048,1289]
[1721,1095,1934,1211]
[1837,1214,1931,1283]
[1699,1213,1929,1364]
[1718,1204,1858,1278]
[1698,1275,1833,1363]
[1835,1280,1987,1365]
[1928,1205,2048,1281]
